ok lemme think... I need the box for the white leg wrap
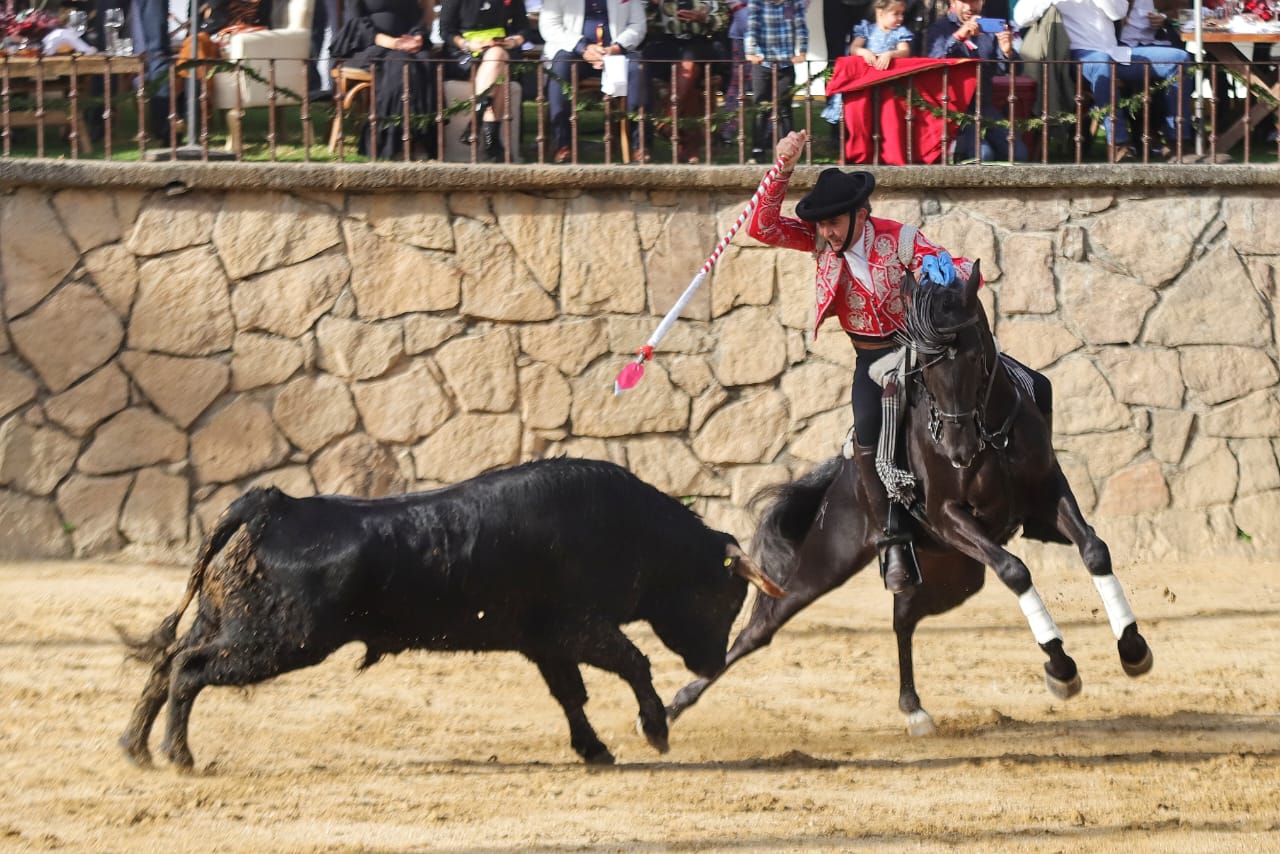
[1018,588,1063,645]
[1092,574,1137,639]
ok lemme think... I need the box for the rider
[746,129,978,594]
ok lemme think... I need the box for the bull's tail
[748,456,844,586]
[118,488,276,664]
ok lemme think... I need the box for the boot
[853,444,919,594]
[481,120,505,163]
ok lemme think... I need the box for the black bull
[119,458,783,771]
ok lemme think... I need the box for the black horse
[670,262,1154,735]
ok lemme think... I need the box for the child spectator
[852,0,912,69]
[745,0,809,163]
[821,0,910,128]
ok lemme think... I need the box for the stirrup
[876,532,922,588]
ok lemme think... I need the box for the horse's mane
[898,278,977,356]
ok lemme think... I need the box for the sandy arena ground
[1,554,1277,852]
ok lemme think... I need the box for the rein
[899,290,1019,456]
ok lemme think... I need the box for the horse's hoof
[905,709,937,736]
[636,716,670,754]
[1118,624,1153,677]
[667,679,707,721]
[1121,645,1153,677]
[1045,671,1083,700]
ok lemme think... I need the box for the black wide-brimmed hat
[795,168,876,222]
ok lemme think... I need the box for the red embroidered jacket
[746,172,976,341]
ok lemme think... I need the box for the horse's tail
[748,456,844,585]
[117,488,276,664]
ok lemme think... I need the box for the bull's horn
[725,544,785,599]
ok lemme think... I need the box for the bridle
[900,289,1020,458]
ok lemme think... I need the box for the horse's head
[900,260,993,469]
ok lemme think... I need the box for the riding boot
[853,444,919,594]
[481,120,505,162]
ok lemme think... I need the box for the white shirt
[1014,0,1133,63]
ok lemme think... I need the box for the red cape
[827,57,978,166]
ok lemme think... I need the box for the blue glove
[921,251,956,286]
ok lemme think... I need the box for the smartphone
[977,16,1011,33]
[677,0,693,9]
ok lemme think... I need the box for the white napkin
[42,28,99,56]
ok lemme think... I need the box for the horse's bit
[916,330,1020,454]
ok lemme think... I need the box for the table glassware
[104,7,124,54]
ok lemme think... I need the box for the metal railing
[1,53,1275,165]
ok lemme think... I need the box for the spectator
[308,0,344,100]
[643,0,729,163]
[744,0,807,163]
[130,0,174,140]
[1119,0,1183,46]
[332,0,437,159]
[539,0,648,163]
[718,0,748,145]
[823,0,868,66]
[440,0,530,161]
[851,0,912,70]
[926,0,1027,161]
[1013,0,1194,162]
[819,0,908,130]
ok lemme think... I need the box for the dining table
[1179,27,1280,151]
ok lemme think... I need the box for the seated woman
[332,0,437,159]
[439,0,530,162]
[643,0,729,163]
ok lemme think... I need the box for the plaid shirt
[744,0,807,61]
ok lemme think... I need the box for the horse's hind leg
[668,537,877,720]
[1044,468,1153,677]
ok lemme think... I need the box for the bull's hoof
[636,716,670,754]
[118,734,153,768]
[161,740,195,772]
[1118,624,1154,677]
[905,709,937,736]
[1045,670,1083,700]
[582,744,615,765]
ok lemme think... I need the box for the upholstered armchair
[210,0,316,150]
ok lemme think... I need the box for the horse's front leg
[935,501,1081,700]
[891,596,935,735]
[1044,466,1154,677]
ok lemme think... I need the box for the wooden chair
[326,66,373,153]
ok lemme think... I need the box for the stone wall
[1,163,1278,566]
